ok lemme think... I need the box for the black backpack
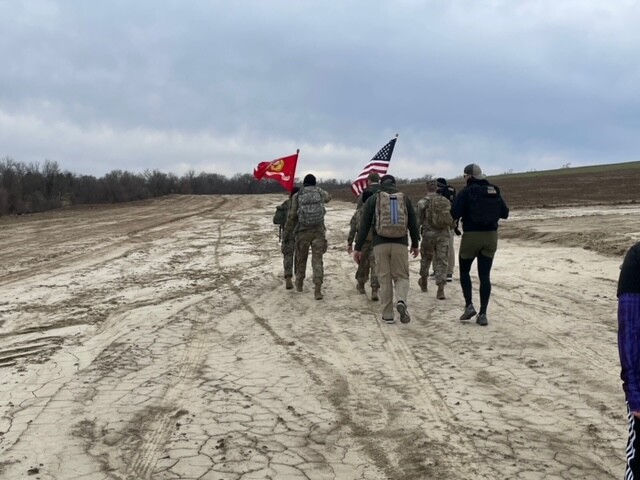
[467,183,504,226]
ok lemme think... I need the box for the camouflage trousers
[355,240,379,288]
[420,229,450,286]
[295,228,328,285]
[281,236,296,278]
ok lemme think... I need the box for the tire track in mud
[123,198,248,479]
[115,198,228,479]
[125,305,210,479]
[0,197,229,287]
[0,197,231,478]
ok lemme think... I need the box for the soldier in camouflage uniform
[280,187,300,290]
[347,190,379,300]
[416,180,453,300]
[283,174,331,300]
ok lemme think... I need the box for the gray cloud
[1,0,640,182]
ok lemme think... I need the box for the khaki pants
[448,230,455,276]
[373,243,410,320]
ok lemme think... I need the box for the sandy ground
[0,194,638,480]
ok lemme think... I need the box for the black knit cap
[436,177,447,186]
[303,174,317,186]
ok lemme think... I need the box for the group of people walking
[277,163,510,327]
[275,164,640,476]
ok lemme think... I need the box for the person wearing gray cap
[451,164,509,326]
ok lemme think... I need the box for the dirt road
[0,194,636,479]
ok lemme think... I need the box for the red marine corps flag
[351,135,398,196]
[253,150,299,191]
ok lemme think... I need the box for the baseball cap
[463,164,486,179]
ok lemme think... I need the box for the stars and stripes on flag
[253,150,299,191]
[350,136,398,196]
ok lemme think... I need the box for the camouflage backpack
[272,201,288,226]
[427,195,453,230]
[375,191,408,238]
[296,186,326,227]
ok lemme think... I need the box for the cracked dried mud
[0,194,636,479]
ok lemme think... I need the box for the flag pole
[294,149,300,189]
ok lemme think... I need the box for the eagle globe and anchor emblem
[268,158,290,180]
[268,158,285,172]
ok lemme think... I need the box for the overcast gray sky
[2,0,639,182]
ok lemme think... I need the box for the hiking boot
[356,281,366,294]
[436,285,446,300]
[295,278,303,292]
[382,316,395,324]
[285,277,294,290]
[314,284,323,300]
[446,274,453,283]
[418,277,428,292]
[396,301,411,324]
[476,313,488,326]
[459,304,477,321]
[371,287,379,301]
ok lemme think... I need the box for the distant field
[330,160,640,209]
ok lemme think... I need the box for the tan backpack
[375,191,408,238]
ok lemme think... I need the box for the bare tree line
[0,157,362,216]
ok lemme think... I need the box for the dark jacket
[437,184,456,203]
[354,183,420,251]
[618,242,640,410]
[356,183,381,209]
[452,178,509,232]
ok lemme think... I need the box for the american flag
[350,136,398,196]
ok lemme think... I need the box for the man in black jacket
[354,175,420,324]
[451,164,509,326]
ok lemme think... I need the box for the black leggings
[459,254,494,315]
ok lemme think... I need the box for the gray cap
[463,163,486,179]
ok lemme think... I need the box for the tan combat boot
[314,283,323,300]
[285,276,294,290]
[436,284,446,300]
[295,277,303,292]
[371,287,379,301]
[418,277,428,292]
